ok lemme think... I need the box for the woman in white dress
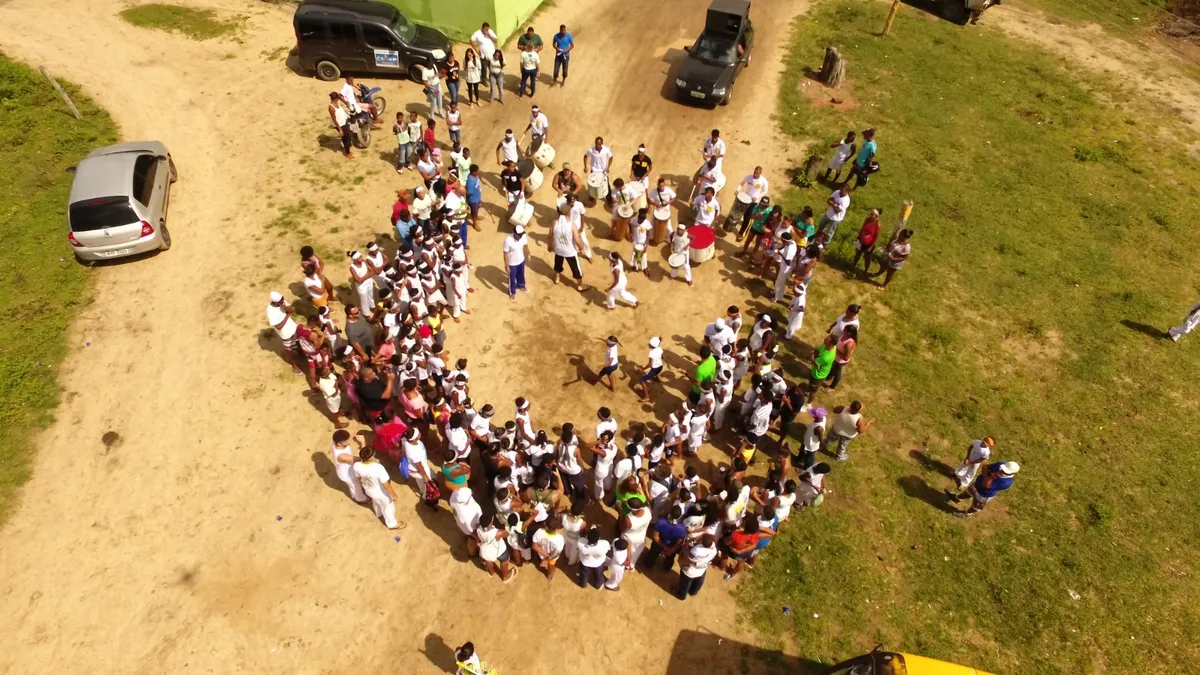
[476,520,516,583]
[330,429,366,503]
[620,497,653,567]
[561,501,588,566]
[347,251,375,313]
[353,447,399,529]
[451,487,483,557]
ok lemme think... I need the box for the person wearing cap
[550,210,589,292]
[630,145,653,189]
[584,137,614,206]
[1168,300,1200,342]
[637,337,664,402]
[502,225,530,299]
[524,105,550,145]
[702,128,725,173]
[496,128,521,167]
[517,41,541,98]
[604,252,639,312]
[669,223,694,286]
[595,335,621,391]
[949,461,1019,517]
[705,317,736,355]
[772,231,799,303]
[785,282,807,340]
[266,291,301,373]
[692,186,720,228]
[951,437,995,491]
[552,163,581,200]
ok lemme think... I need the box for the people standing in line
[596,335,620,391]
[947,461,1019,518]
[328,92,353,159]
[808,334,837,400]
[798,407,826,470]
[463,48,482,105]
[620,496,652,567]
[532,516,566,580]
[849,127,878,191]
[676,533,718,599]
[785,282,807,340]
[817,183,851,244]
[605,538,629,591]
[952,437,995,491]
[638,336,664,402]
[823,400,873,461]
[604,252,639,311]
[850,209,882,274]
[354,446,400,530]
[550,210,590,292]
[772,231,799,303]
[1168,300,1200,342]
[828,305,861,340]
[451,487,483,556]
[824,130,857,184]
[445,101,462,146]
[330,429,367,504]
[827,325,856,390]
[502,225,529,299]
[552,24,574,86]
[347,250,376,313]
[444,51,462,105]
[871,228,912,291]
[518,42,541,98]
[470,21,498,71]
[421,61,445,118]
[488,49,506,103]
[476,518,517,583]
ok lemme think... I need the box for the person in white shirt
[817,183,851,243]
[705,317,737,355]
[649,177,677,245]
[419,64,445,119]
[823,400,873,461]
[824,130,857,183]
[630,208,651,272]
[604,252,639,311]
[445,101,462,145]
[739,166,769,203]
[596,334,621,391]
[550,212,589,291]
[584,137,614,205]
[330,430,367,503]
[577,527,611,589]
[692,187,720,227]
[532,516,567,579]
[339,76,367,116]
[517,43,541,97]
[712,369,735,431]
[702,128,726,173]
[591,430,619,501]
[675,533,718,599]
[742,390,774,463]
[346,251,376,314]
[638,336,664,402]
[524,105,550,143]
[620,497,653,567]
[401,426,434,498]
[354,447,400,529]
[502,225,529,298]
[495,128,520,165]
[772,231,799,303]
[828,304,861,339]
[1168,300,1200,342]
[563,193,592,261]
[695,157,725,195]
[786,283,807,340]
[952,437,995,490]
[266,291,300,372]
[450,487,483,556]
[470,22,498,67]
[668,223,693,285]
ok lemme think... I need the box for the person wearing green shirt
[517,26,544,52]
[692,345,717,402]
[808,334,837,403]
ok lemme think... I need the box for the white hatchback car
[67,141,177,261]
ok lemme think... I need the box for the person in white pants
[331,430,367,503]
[1168,301,1200,342]
[348,251,376,314]
[445,262,470,321]
[621,497,652,567]
[786,283,807,339]
[712,369,735,431]
[354,447,400,529]
[401,427,434,498]
[773,231,798,303]
[953,437,994,490]
[668,223,693,285]
[591,430,618,501]
[605,252,639,310]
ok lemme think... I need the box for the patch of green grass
[750,4,1200,675]
[1021,0,1167,33]
[118,4,242,40]
[266,200,316,233]
[0,53,119,522]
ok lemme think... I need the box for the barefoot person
[550,211,590,292]
[604,252,639,310]
[871,228,912,290]
[354,446,400,529]
[638,336,664,402]
[597,335,620,391]
[330,429,367,504]
[266,291,301,373]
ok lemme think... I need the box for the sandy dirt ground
[0,0,824,673]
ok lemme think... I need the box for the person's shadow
[563,353,593,387]
[1120,319,1169,340]
[420,633,459,674]
[897,475,958,514]
[908,448,955,480]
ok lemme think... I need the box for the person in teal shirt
[851,128,877,190]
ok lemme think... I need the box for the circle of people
[267,35,1022,601]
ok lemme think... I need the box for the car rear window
[69,197,139,231]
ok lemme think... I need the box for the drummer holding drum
[692,186,721,228]
[629,144,653,190]
[725,165,769,234]
[649,177,677,245]
[583,137,614,207]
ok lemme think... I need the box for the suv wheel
[407,63,424,83]
[720,85,734,106]
[316,60,341,82]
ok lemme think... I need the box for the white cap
[715,317,726,329]
[649,336,661,347]
[269,291,283,302]
[999,461,1021,476]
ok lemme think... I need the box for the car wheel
[159,224,172,251]
[746,52,752,67]
[316,60,341,82]
[168,156,178,183]
[407,63,424,83]
[720,85,734,106]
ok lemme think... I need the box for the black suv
[293,0,452,82]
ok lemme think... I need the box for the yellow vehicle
[819,649,995,675]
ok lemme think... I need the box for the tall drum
[613,204,634,242]
[530,137,556,169]
[587,172,608,201]
[724,191,754,232]
[626,182,648,211]
[518,159,543,193]
[652,206,672,244]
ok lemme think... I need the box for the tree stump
[819,47,846,89]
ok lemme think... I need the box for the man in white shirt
[583,136,614,205]
[502,225,529,298]
[786,282,807,340]
[952,437,994,490]
[353,448,399,529]
[773,231,799,303]
[649,177,677,245]
[738,166,769,202]
[692,187,720,227]
[518,43,541,98]
[704,317,736,355]
[696,157,725,195]
[419,64,444,119]
[266,291,300,373]
[496,128,520,166]
[471,22,498,67]
[676,534,718,599]
[743,391,775,462]
[339,77,363,115]
[550,212,589,291]
[524,105,550,143]
[818,183,851,243]
[702,129,726,172]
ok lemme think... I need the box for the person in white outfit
[591,429,618,501]
[630,208,651,272]
[605,538,629,590]
[354,447,399,529]
[584,136,615,205]
[1168,301,1200,341]
[605,252,639,310]
[621,497,653,567]
[564,193,592,261]
[953,437,994,490]
[669,223,693,285]
[330,430,367,503]
[347,250,376,314]
[401,426,434,498]
[712,369,735,431]
[773,231,799,303]
[692,187,720,227]
[823,130,857,183]
[451,486,484,556]
[702,128,726,173]
[786,283,807,340]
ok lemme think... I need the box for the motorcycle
[349,84,387,149]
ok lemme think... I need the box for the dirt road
[0,0,814,673]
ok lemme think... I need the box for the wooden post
[882,0,901,36]
[38,66,82,121]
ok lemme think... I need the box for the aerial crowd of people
[270,21,1022,613]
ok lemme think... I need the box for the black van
[293,0,452,82]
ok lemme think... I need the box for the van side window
[296,17,325,42]
[132,155,158,207]
[360,24,396,49]
[327,20,357,43]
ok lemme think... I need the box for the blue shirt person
[394,210,416,251]
[551,24,574,84]
[955,461,1019,518]
[642,508,688,570]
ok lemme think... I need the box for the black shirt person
[500,160,524,203]
[630,145,652,184]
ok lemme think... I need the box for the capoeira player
[605,252,639,310]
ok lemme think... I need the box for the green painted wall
[381,0,544,43]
